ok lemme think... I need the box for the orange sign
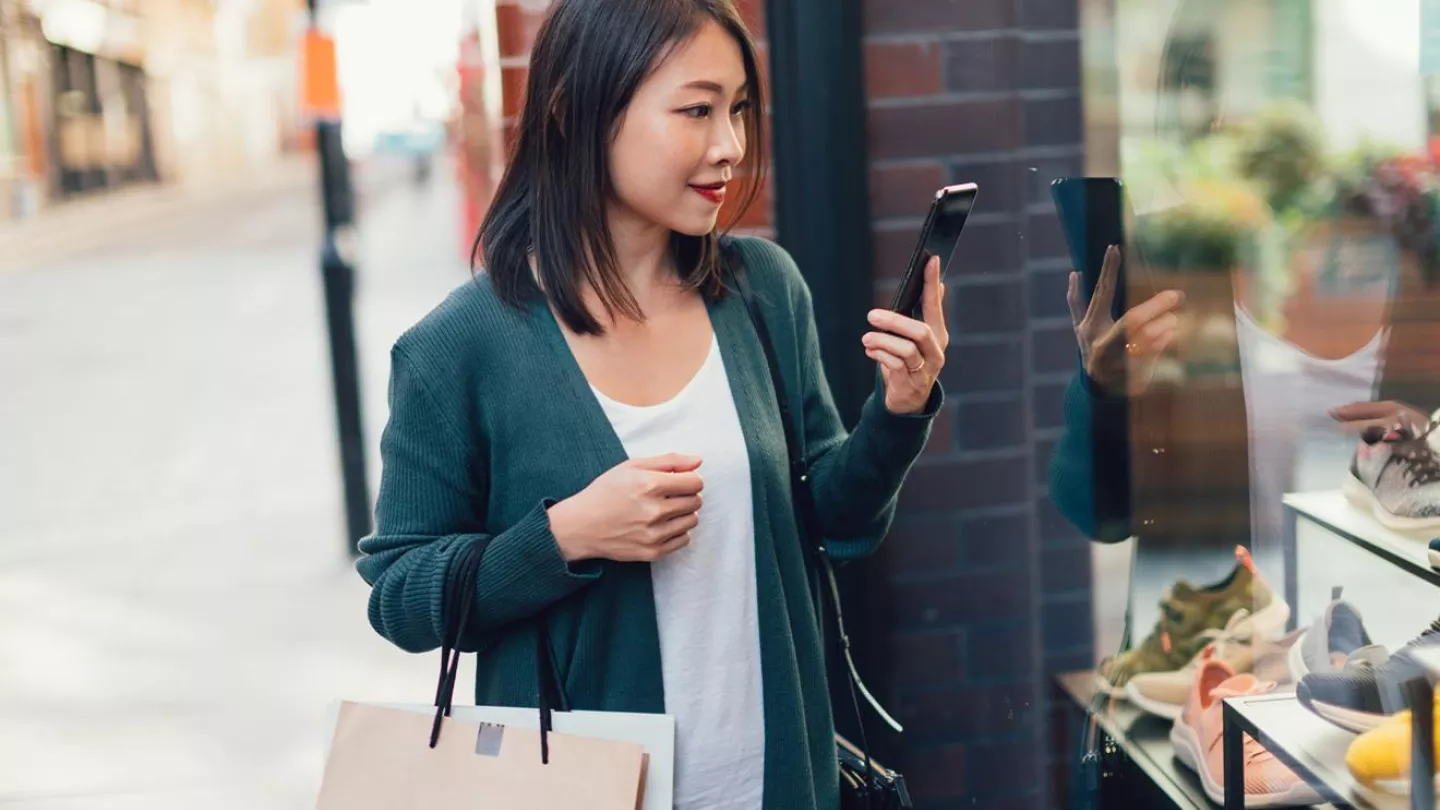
[301,29,341,120]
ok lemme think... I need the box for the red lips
[690,182,727,204]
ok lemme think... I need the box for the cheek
[611,118,702,202]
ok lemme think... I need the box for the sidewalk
[0,153,418,271]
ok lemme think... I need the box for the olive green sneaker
[1098,546,1275,695]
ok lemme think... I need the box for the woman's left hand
[863,255,949,415]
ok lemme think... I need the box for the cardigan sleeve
[1047,364,1135,543]
[749,240,942,561]
[354,344,601,654]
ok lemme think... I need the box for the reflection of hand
[1328,401,1431,434]
[1066,245,1185,396]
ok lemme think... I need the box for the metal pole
[307,0,371,555]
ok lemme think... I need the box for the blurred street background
[1,0,486,806]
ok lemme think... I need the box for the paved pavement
[0,156,478,808]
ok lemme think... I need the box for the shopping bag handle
[431,537,567,764]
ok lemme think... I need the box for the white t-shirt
[1235,303,1385,549]
[591,333,766,810]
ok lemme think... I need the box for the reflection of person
[1051,0,1440,553]
[353,2,946,808]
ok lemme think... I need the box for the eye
[680,104,712,119]
[731,99,751,117]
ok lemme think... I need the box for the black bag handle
[431,537,566,764]
[724,241,904,791]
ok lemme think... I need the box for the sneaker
[1298,617,1440,733]
[1170,658,1323,807]
[1251,628,1307,685]
[1125,601,1291,720]
[1098,546,1275,694]
[1287,587,1385,681]
[1345,692,1440,804]
[1345,414,1440,532]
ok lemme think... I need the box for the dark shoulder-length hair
[474,0,766,335]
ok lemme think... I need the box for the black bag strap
[724,241,904,783]
[431,537,566,764]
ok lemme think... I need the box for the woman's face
[608,20,750,238]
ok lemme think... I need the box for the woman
[355,1,948,808]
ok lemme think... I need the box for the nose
[709,115,745,167]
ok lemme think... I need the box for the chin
[668,215,721,238]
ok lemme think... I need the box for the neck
[606,204,676,302]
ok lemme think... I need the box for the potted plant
[1133,178,1268,383]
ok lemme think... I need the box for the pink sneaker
[1170,656,1322,807]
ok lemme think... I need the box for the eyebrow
[682,80,749,94]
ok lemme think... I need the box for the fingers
[863,331,924,369]
[1330,401,1428,431]
[630,453,703,473]
[1334,418,1405,434]
[1083,245,1121,325]
[657,494,704,520]
[648,529,694,560]
[650,470,705,497]
[1329,401,1404,422]
[866,309,944,365]
[920,255,948,343]
[1132,312,1179,351]
[1120,289,1185,332]
[866,347,907,372]
[1067,272,1087,327]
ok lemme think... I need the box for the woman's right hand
[546,453,705,563]
[1068,245,1184,396]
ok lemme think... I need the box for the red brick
[868,99,1020,160]
[865,41,943,99]
[864,0,1014,34]
[495,2,528,59]
[924,401,955,454]
[879,514,961,576]
[721,172,772,230]
[870,162,945,219]
[733,0,766,40]
[872,223,917,279]
[500,66,528,119]
[889,631,964,688]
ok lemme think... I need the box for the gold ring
[907,358,926,373]
[1126,342,1141,356]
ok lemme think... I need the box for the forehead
[648,19,748,91]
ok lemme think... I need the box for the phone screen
[1051,177,1128,321]
[891,184,977,316]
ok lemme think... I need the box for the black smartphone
[890,182,979,317]
[1050,177,1152,322]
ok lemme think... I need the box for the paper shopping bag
[316,700,646,809]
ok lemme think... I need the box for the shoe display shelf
[1211,491,1440,810]
[1280,492,1440,621]
[1056,672,1256,810]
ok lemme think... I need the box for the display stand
[1212,491,1439,810]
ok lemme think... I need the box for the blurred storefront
[0,0,307,221]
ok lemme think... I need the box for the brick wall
[860,1,1089,807]
[487,1,1091,807]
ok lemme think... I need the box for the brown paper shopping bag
[316,700,646,809]
[322,536,666,808]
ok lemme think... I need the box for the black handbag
[727,244,913,810]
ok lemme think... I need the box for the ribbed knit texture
[355,236,940,810]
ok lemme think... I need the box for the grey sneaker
[1297,617,1440,733]
[1345,412,1440,531]
[1288,587,1385,681]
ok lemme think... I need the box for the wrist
[545,498,592,562]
